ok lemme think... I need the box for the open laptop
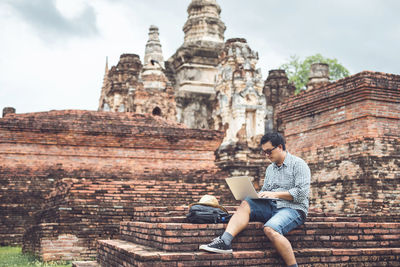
[225,176,279,201]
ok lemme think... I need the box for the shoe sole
[199,245,233,254]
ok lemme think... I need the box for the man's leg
[263,208,304,267]
[199,200,251,253]
[224,199,251,237]
[264,226,297,266]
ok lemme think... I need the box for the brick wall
[0,111,233,254]
[275,71,400,215]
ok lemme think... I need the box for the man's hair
[260,132,286,151]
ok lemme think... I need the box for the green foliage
[0,247,71,267]
[279,53,350,92]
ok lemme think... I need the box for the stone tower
[263,69,296,132]
[98,54,143,112]
[98,26,176,121]
[167,0,226,129]
[213,38,266,146]
[213,38,267,181]
[143,25,165,69]
[134,26,176,121]
[183,0,225,44]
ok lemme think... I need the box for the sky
[1,0,399,114]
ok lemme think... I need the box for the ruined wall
[275,71,400,214]
[0,110,233,253]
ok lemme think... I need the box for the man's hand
[258,191,278,199]
[258,191,294,201]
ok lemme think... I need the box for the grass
[0,247,72,267]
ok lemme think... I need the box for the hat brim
[188,202,229,213]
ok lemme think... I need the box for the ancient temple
[97,0,296,135]
[98,26,176,121]
[98,0,229,129]
[1,0,399,266]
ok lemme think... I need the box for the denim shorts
[244,197,305,235]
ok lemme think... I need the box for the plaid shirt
[260,152,311,217]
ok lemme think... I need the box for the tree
[279,54,350,92]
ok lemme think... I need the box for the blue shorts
[244,197,305,235]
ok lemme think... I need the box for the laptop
[225,176,279,201]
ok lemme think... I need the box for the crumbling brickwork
[1,0,399,265]
[0,110,233,258]
[275,71,400,215]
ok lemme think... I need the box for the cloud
[219,0,400,74]
[0,0,399,115]
[5,0,98,43]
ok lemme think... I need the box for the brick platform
[97,240,400,267]
[2,69,399,266]
[88,206,400,266]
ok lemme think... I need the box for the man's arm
[259,164,293,200]
[258,160,310,202]
[260,165,273,192]
[287,160,311,204]
[258,191,293,201]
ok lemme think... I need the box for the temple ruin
[0,0,399,266]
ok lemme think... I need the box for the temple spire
[105,56,109,74]
[103,56,109,83]
[143,25,164,69]
[183,0,226,44]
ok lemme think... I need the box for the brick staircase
[73,206,400,267]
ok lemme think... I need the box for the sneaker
[199,237,233,253]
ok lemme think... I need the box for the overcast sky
[1,0,399,114]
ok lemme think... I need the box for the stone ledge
[97,239,400,267]
[72,261,99,267]
[120,220,400,251]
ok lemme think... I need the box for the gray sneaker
[199,237,233,254]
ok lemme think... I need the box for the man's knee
[237,200,251,214]
[263,226,280,241]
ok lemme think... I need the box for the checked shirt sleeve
[288,160,311,204]
[260,165,273,192]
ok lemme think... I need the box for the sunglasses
[262,146,278,155]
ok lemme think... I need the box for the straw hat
[189,195,228,213]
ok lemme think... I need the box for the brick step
[132,206,397,223]
[72,261,99,267]
[97,239,400,267]
[120,221,400,251]
[133,214,366,224]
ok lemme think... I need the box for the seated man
[199,132,311,267]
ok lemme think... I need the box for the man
[199,132,311,267]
